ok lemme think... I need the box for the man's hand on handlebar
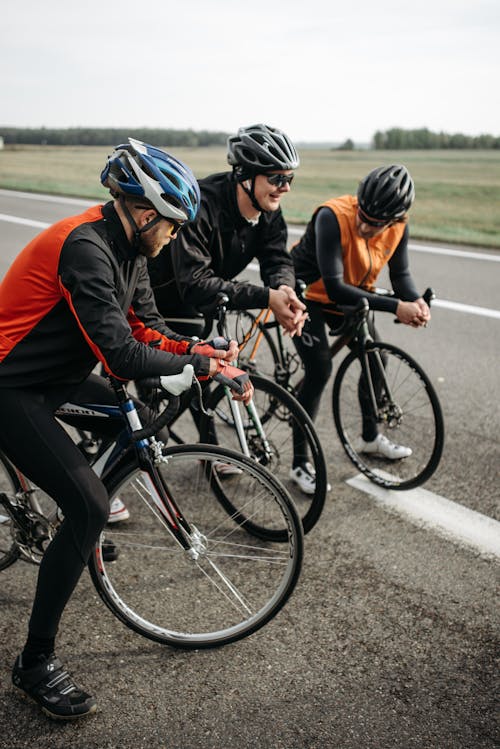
[190,337,239,362]
[269,286,308,337]
[207,359,254,404]
[396,299,431,328]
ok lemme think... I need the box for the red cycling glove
[189,337,229,356]
[209,360,250,395]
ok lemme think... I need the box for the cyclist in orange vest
[290,165,430,491]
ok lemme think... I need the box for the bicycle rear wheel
[333,342,444,490]
[0,452,59,570]
[89,444,303,649]
[200,374,327,538]
[0,452,22,571]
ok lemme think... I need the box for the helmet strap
[119,196,162,249]
[238,175,265,214]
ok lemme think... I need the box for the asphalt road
[0,190,498,748]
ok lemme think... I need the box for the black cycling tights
[292,302,381,462]
[0,376,126,644]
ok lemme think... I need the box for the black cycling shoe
[101,538,119,562]
[12,653,97,720]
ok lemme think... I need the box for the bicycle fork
[224,387,273,464]
[358,342,398,426]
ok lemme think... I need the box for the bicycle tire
[88,443,303,649]
[0,451,22,571]
[199,374,327,539]
[332,341,444,490]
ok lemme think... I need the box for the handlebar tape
[213,369,249,396]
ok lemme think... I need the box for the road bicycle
[0,367,303,649]
[77,321,327,540]
[223,289,444,491]
[167,295,328,538]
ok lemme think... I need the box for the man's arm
[173,214,270,310]
[129,258,194,343]
[316,208,398,312]
[255,211,295,290]
[388,232,430,326]
[59,240,211,381]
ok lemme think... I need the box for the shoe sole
[15,686,97,720]
[106,511,130,524]
[290,480,315,496]
[359,451,411,460]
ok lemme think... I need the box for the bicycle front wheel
[333,342,444,490]
[199,374,327,539]
[228,310,280,378]
[89,444,303,649]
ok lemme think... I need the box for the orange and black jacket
[291,195,419,313]
[0,202,211,388]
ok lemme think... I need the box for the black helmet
[227,124,300,174]
[357,164,415,221]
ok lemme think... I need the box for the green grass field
[0,145,498,248]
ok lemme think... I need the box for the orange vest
[305,195,406,305]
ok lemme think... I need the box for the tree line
[372,127,500,149]
[2,126,499,149]
[0,127,229,147]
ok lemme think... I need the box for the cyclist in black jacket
[148,124,307,338]
[0,139,250,720]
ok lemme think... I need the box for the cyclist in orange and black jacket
[290,165,430,490]
[0,139,250,721]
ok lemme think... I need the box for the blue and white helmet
[101,138,200,222]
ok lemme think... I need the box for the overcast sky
[1,0,498,143]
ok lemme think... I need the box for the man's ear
[140,209,158,227]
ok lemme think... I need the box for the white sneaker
[213,461,244,477]
[289,462,333,495]
[289,464,315,495]
[107,497,130,523]
[356,433,412,460]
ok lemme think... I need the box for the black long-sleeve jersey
[148,171,296,315]
[291,203,419,313]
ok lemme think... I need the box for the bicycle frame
[12,379,201,559]
[230,302,400,432]
[237,308,274,366]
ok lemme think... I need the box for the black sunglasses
[357,208,396,228]
[134,204,185,234]
[266,173,295,188]
[167,218,185,235]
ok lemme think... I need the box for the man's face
[137,213,182,258]
[355,211,391,240]
[252,171,294,212]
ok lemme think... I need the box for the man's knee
[84,474,110,532]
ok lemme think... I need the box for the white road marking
[0,213,49,229]
[0,188,94,207]
[407,243,500,262]
[346,473,500,560]
[432,298,500,319]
